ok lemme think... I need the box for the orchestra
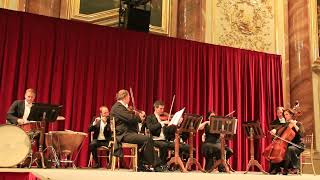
[2,88,307,175]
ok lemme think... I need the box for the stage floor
[0,168,318,180]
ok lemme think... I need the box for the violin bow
[129,87,136,110]
[167,94,175,121]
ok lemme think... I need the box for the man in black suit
[88,106,112,168]
[270,106,285,127]
[146,100,189,166]
[110,89,158,171]
[7,88,36,125]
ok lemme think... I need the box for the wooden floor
[0,168,318,180]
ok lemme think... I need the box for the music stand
[209,116,237,173]
[242,121,267,174]
[166,109,188,173]
[181,114,205,172]
[27,103,62,168]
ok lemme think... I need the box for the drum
[45,131,87,162]
[19,121,43,133]
[0,125,31,167]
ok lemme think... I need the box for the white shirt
[22,100,32,121]
[279,117,285,123]
[93,117,108,140]
[118,100,129,109]
[153,113,166,141]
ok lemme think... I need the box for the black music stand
[181,114,205,172]
[209,116,237,173]
[27,103,62,168]
[242,121,267,174]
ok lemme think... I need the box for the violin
[159,112,173,121]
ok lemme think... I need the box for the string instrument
[159,95,175,121]
[262,101,303,163]
[129,87,145,118]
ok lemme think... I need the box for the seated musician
[110,89,161,171]
[269,108,304,175]
[198,111,234,172]
[88,106,112,168]
[145,100,189,167]
[270,106,285,127]
[7,88,36,125]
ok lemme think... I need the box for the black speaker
[127,8,151,32]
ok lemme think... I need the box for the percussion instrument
[45,131,87,167]
[0,125,31,167]
[19,121,43,134]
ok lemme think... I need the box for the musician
[110,89,158,171]
[7,88,36,125]
[270,106,285,127]
[269,108,305,175]
[199,111,234,172]
[145,100,189,166]
[88,106,112,168]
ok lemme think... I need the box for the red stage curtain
[0,172,41,180]
[0,9,283,170]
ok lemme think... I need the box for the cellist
[269,108,305,175]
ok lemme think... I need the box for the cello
[262,101,304,163]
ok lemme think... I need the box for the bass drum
[0,124,31,167]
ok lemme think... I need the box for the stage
[0,168,318,180]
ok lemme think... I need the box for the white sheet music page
[168,107,185,126]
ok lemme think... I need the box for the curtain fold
[0,9,283,170]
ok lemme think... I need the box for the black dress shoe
[269,168,280,175]
[93,163,100,168]
[282,169,288,175]
[138,166,153,172]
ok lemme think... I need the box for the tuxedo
[88,116,112,141]
[110,101,158,168]
[7,100,26,124]
[88,116,112,166]
[146,114,190,165]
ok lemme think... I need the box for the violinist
[199,111,234,172]
[110,89,159,171]
[88,106,112,168]
[145,100,189,166]
[269,108,305,175]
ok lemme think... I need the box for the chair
[87,132,112,168]
[110,117,138,171]
[300,133,316,175]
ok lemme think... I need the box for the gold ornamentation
[216,0,274,51]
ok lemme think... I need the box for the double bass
[262,101,304,163]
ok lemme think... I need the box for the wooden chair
[110,117,138,171]
[300,133,316,175]
[87,132,112,168]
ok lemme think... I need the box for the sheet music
[168,107,185,126]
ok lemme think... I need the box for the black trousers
[89,139,109,163]
[123,132,156,167]
[202,142,233,171]
[269,145,303,172]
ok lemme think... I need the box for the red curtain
[0,9,283,170]
[0,172,41,180]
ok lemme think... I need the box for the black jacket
[7,100,25,124]
[88,116,112,141]
[110,101,141,142]
[145,114,162,137]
